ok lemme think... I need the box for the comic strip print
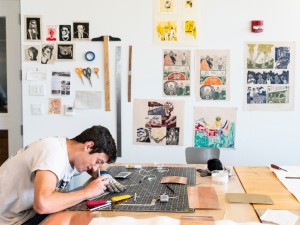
[163,49,191,96]
[134,100,184,146]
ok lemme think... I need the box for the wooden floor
[0,130,8,165]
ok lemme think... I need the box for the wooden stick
[128,45,132,102]
[103,36,110,111]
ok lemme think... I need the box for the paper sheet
[261,209,299,225]
[270,166,300,202]
[88,217,272,225]
[74,91,102,109]
[26,67,47,80]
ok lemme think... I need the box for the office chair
[185,147,220,164]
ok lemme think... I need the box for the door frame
[0,0,22,156]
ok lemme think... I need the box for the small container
[211,170,229,184]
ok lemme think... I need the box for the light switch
[29,84,45,96]
[31,103,44,115]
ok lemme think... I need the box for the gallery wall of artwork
[21,0,300,166]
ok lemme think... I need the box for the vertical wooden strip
[103,36,110,111]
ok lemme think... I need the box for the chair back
[185,147,220,164]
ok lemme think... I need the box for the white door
[0,0,22,157]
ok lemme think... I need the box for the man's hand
[84,175,109,199]
[101,171,126,193]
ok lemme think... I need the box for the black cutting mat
[68,166,195,213]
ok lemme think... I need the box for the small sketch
[41,44,56,64]
[247,86,267,104]
[184,0,193,8]
[156,21,177,42]
[25,16,42,41]
[267,86,289,104]
[59,25,71,41]
[57,44,74,60]
[73,22,89,40]
[48,98,61,114]
[184,20,197,39]
[136,128,151,143]
[200,85,215,100]
[24,45,40,62]
[164,81,178,95]
[46,25,57,41]
[160,0,174,13]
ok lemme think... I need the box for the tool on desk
[92,35,121,111]
[111,194,132,202]
[86,200,111,209]
[165,184,176,194]
[75,67,84,84]
[83,67,92,87]
[134,192,140,202]
[139,175,148,183]
[285,177,300,179]
[271,164,288,172]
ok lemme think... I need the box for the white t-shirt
[0,137,77,225]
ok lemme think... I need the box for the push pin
[94,67,99,78]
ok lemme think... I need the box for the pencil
[97,168,101,178]
[285,177,300,179]
[166,184,175,194]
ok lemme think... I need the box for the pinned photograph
[45,25,57,41]
[73,22,89,40]
[24,16,42,41]
[41,43,56,64]
[57,44,74,60]
[24,45,40,62]
[59,25,72,41]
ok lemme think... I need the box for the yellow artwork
[156,21,177,42]
[184,20,196,39]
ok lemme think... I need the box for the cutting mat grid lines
[68,166,196,212]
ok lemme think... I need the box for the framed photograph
[24,16,42,41]
[57,43,75,60]
[73,22,89,40]
[24,45,41,62]
[59,25,72,42]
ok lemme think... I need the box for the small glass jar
[211,170,229,184]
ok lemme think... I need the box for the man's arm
[33,170,108,214]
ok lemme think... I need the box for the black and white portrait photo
[59,25,71,42]
[57,44,74,60]
[25,16,42,41]
[41,44,56,64]
[24,45,40,62]
[73,22,89,40]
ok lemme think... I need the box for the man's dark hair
[207,158,223,171]
[72,125,117,163]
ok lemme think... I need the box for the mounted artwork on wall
[244,42,295,111]
[195,50,230,101]
[194,107,237,149]
[23,45,41,62]
[133,99,184,146]
[24,16,42,41]
[163,49,191,96]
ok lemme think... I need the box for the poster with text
[163,49,191,96]
[133,99,184,146]
[153,0,200,46]
[244,42,295,111]
[195,50,230,101]
[194,107,237,149]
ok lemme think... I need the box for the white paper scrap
[74,91,102,109]
[261,209,298,225]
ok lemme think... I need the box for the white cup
[211,170,229,184]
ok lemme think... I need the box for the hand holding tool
[83,67,92,87]
[75,67,84,84]
[100,171,126,192]
[271,164,288,172]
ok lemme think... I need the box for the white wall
[21,0,300,166]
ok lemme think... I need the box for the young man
[0,125,123,225]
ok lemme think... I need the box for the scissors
[75,67,84,84]
[83,67,92,87]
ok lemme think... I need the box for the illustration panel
[194,107,237,149]
[155,21,178,42]
[195,50,230,101]
[133,99,184,146]
[23,45,41,62]
[24,16,42,41]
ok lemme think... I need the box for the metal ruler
[115,46,122,157]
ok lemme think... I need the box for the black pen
[285,177,300,179]
[139,175,148,183]
[166,184,175,194]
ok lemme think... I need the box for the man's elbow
[33,199,52,214]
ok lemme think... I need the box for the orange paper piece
[160,176,188,184]
[187,186,221,209]
[180,216,215,225]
